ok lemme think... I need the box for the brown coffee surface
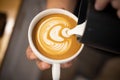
[32,14,81,60]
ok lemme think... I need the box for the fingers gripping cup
[28,9,84,80]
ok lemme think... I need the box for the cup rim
[28,8,84,64]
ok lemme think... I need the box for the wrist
[46,0,77,13]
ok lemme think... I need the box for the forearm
[46,0,78,13]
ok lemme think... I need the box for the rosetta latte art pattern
[33,14,81,59]
[37,17,71,55]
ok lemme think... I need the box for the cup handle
[52,63,60,80]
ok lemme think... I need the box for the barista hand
[95,0,120,18]
[26,46,72,70]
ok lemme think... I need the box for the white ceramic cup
[28,8,84,80]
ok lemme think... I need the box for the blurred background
[0,0,120,80]
[0,0,44,80]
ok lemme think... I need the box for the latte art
[33,14,81,59]
[50,25,64,42]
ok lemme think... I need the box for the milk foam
[50,26,64,42]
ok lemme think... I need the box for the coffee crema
[32,14,81,60]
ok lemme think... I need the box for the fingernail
[41,62,50,70]
[30,55,35,60]
[95,3,100,10]
[62,63,72,68]
[117,10,120,19]
[95,3,104,11]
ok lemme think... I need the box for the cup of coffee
[28,8,84,80]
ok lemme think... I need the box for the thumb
[95,0,110,10]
